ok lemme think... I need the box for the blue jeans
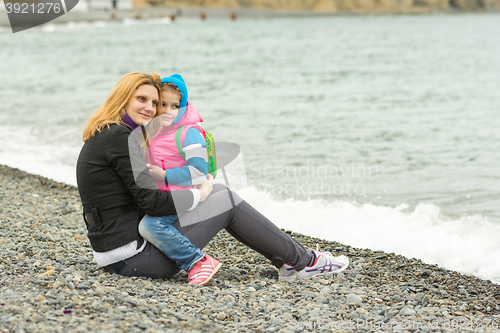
[138,214,204,272]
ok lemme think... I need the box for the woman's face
[161,90,181,127]
[124,84,159,126]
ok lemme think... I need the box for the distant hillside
[133,0,500,13]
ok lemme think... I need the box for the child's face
[161,90,181,127]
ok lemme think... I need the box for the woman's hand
[147,164,166,182]
[198,174,214,202]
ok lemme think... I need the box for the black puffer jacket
[76,123,193,252]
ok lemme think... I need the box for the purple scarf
[122,113,139,130]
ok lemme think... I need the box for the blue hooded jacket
[161,74,188,125]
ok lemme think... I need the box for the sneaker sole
[278,274,297,281]
[190,262,222,286]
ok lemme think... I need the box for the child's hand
[147,164,166,182]
[198,174,214,202]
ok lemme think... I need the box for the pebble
[320,286,332,295]
[1,165,500,332]
[399,306,416,316]
[216,312,227,320]
[346,293,363,304]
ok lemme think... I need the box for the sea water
[0,14,499,283]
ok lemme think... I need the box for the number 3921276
[5,2,62,14]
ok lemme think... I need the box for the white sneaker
[296,245,349,279]
[278,263,297,281]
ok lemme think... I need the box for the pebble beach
[1,164,499,332]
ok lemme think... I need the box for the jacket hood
[161,74,188,125]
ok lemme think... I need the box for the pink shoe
[188,255,222,285]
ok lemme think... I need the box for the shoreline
[1,163,499,332]
[1,6,499,28]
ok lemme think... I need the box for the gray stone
[399,307,416,316]
[315,296,329,304]
[346,293,363,304]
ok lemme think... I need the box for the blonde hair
[82,72,162,142]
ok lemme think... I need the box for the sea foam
[238,186,500,284]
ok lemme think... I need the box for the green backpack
[175,125,217,179]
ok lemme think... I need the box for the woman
[76,72,349,281]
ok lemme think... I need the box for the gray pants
[109,185,313,278]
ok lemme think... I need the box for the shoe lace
[315,243,333,257]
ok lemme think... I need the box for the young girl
[138,74,221,286]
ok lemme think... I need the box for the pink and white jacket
[146,101,208,192]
